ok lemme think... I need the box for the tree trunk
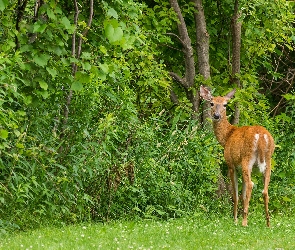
[193,0,210,80]
[231,0,242,125]
[15,0,29,50]
[169,0,200,119]
[192,0,211,128]
[193,0,229,198]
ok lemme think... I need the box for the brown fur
[200,86,275,227]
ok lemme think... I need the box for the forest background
[0,0,295,233]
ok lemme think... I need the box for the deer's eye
[210,102,214,107]
[223,104,227,107]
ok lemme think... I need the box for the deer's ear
[200,85,212,101]
[225,89,236,100]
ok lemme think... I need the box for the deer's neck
[213,117,236,147]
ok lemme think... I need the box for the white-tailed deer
[200,85,275,227]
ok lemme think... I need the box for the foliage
[241,0,294,59]
[0,0,220,232]
[0,0,295,235]
[270,94,295,213]
[1,103,225,229]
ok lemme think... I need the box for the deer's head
[200,85,236,121]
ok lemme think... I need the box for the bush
[0,94,226,232]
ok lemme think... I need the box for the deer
[200,85,275,227]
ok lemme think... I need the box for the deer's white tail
[257,133,268,173]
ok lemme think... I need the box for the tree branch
[170,89,179,105]
[71,0,79,74]
[165,32,185,46]
[169,72,184,86]
[77,0,94,59]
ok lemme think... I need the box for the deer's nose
[213,113,221,120]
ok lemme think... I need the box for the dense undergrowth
[1,0,295,235]
[1,86,295,234]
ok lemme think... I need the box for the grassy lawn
[1,214,295,250]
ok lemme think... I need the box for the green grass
[1,214,295,250]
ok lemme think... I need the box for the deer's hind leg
[228,167,238,224]
[263,158,272,227]
[241,159,254,227]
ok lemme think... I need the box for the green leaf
[39,81,48,90]
[17,111,26,116]
[70,57,79,64]
[33,54,50,67]
[81,52,91,60]
[23,95,32,105]
[105,23,123,43]
[46,67,57,78]
[20,45,33,53]
[14,130,21,137]
[282,196,291,202]
[61,17,74,32]
[97,71,107,81]
[76,71,90,83]
[61,58,70,66]
[33,22,47,33]
[61,17,71,29]
[112,27,123,42]
[105,23,114,41]
[107,8,118,19]
[133,206,142,212]
[284,94,295,101]
[47,9,56,20]
[16,143,24,149]
[90,65,99,76]
[99,63,109,73]
[40,90,49,99]
[0,129,8,140]
[0,0,8,11]
[99,46,108,55]
[71,82,83,91]
[82,62,91,71]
